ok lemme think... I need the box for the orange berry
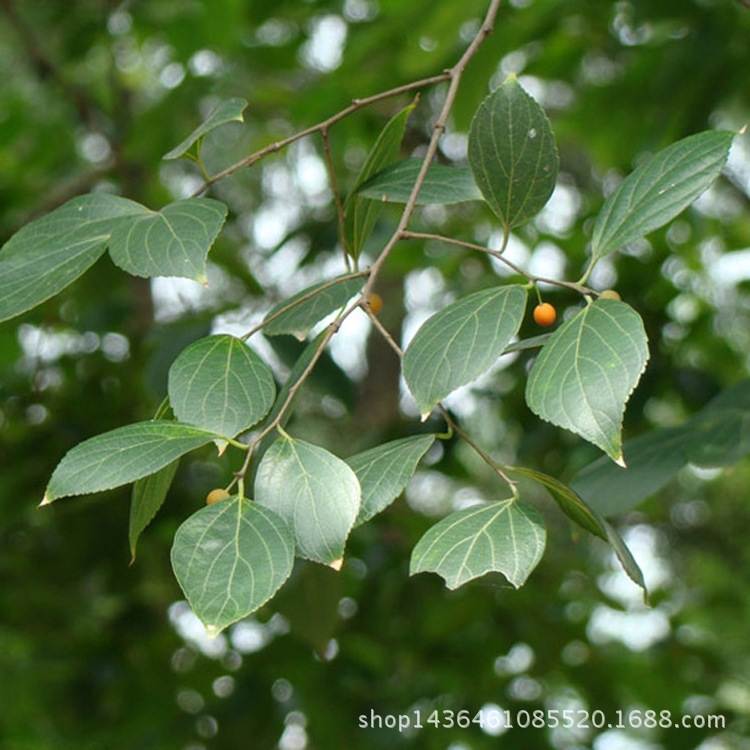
[206,488,231,505]
[599,289,621,301]
[533,302,557,327]
[367,293,384,315]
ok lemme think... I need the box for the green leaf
[347,435,436,526]
[356,159,483,205]
[525,299,649,464]
[255,436,361,565]
[591,130,735,261]
[410,499,546,589]
[344,102,415,259]
[168,335,275,438]
[403,285,527,417]
[44,422,221,503]
[602,519,648,601]
[108,198,228,283]
[164,97,249,160]
[170,498,294,636]
[509,466,607,540]
[263,275,364,340]
[0,194,146,323]
[467,73,559,230]
[129,397,179,562]
[572,426,690,516]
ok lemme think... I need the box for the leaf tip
[328,557,344,572]
[39,492,53,507]
[739,123,747,136]
[614,453,627,468]
[205,624,221,639]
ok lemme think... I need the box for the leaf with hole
[404,285,527,417]
[344,101,415,259]
[525,299,649,464]
[356,159,483,205]
[263,276,364,340]
[590,130,735,261]
[44,422,222,503]
[164,97,249,160]
[410,499,546,589]
[108,198,227,283]
[129,397,179,562]
[468,73,558,230]
[0,194,146,323]
[347,435,436,526]
[168,334,275,438]
[255,436,361,565]
[171,498,294,636]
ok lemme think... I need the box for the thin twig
[402,231,594,296]
[240,269,369,341]
[192,73,452,196]
[321,127,352,272]
[363,0,503,297]
[235,299,361,481]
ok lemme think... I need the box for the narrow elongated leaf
[344,102,415,259]
[410,500,546,589]
[255,436,361,565]
[591,130,735,261]
[44,422,221,502]
[108,198,228,283]
[164,97,249,159]
[263,275,364,340]
[347,435,436,526]
[168,335,275,437]
[171,498,294,636]
[509,466,607,540]
[602,519,648,601]
[0,194,146,323]
[404,285,527,416]
[572,426,690,516]
[129,397,179,562]
[356,159,483,205]
[468,74,558,229]
[525,299,649,464]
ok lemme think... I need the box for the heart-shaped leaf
[525,299,649,464]
[468,74,558,230]
[0,194,146,323]
[410,499,546,589]
[108,198,227,283]
[171,498,294,636]
[168,334,275,438]
[404,285,527,417]
[255,436,361,565]
[347,435,436,526]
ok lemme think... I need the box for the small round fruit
[533,302,557,326]
[206,488,231,505]
[367,293,384,315]
[599,289,621,301]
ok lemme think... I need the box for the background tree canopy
[2,0,750,748]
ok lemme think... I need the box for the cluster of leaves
[0,64,738,635]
